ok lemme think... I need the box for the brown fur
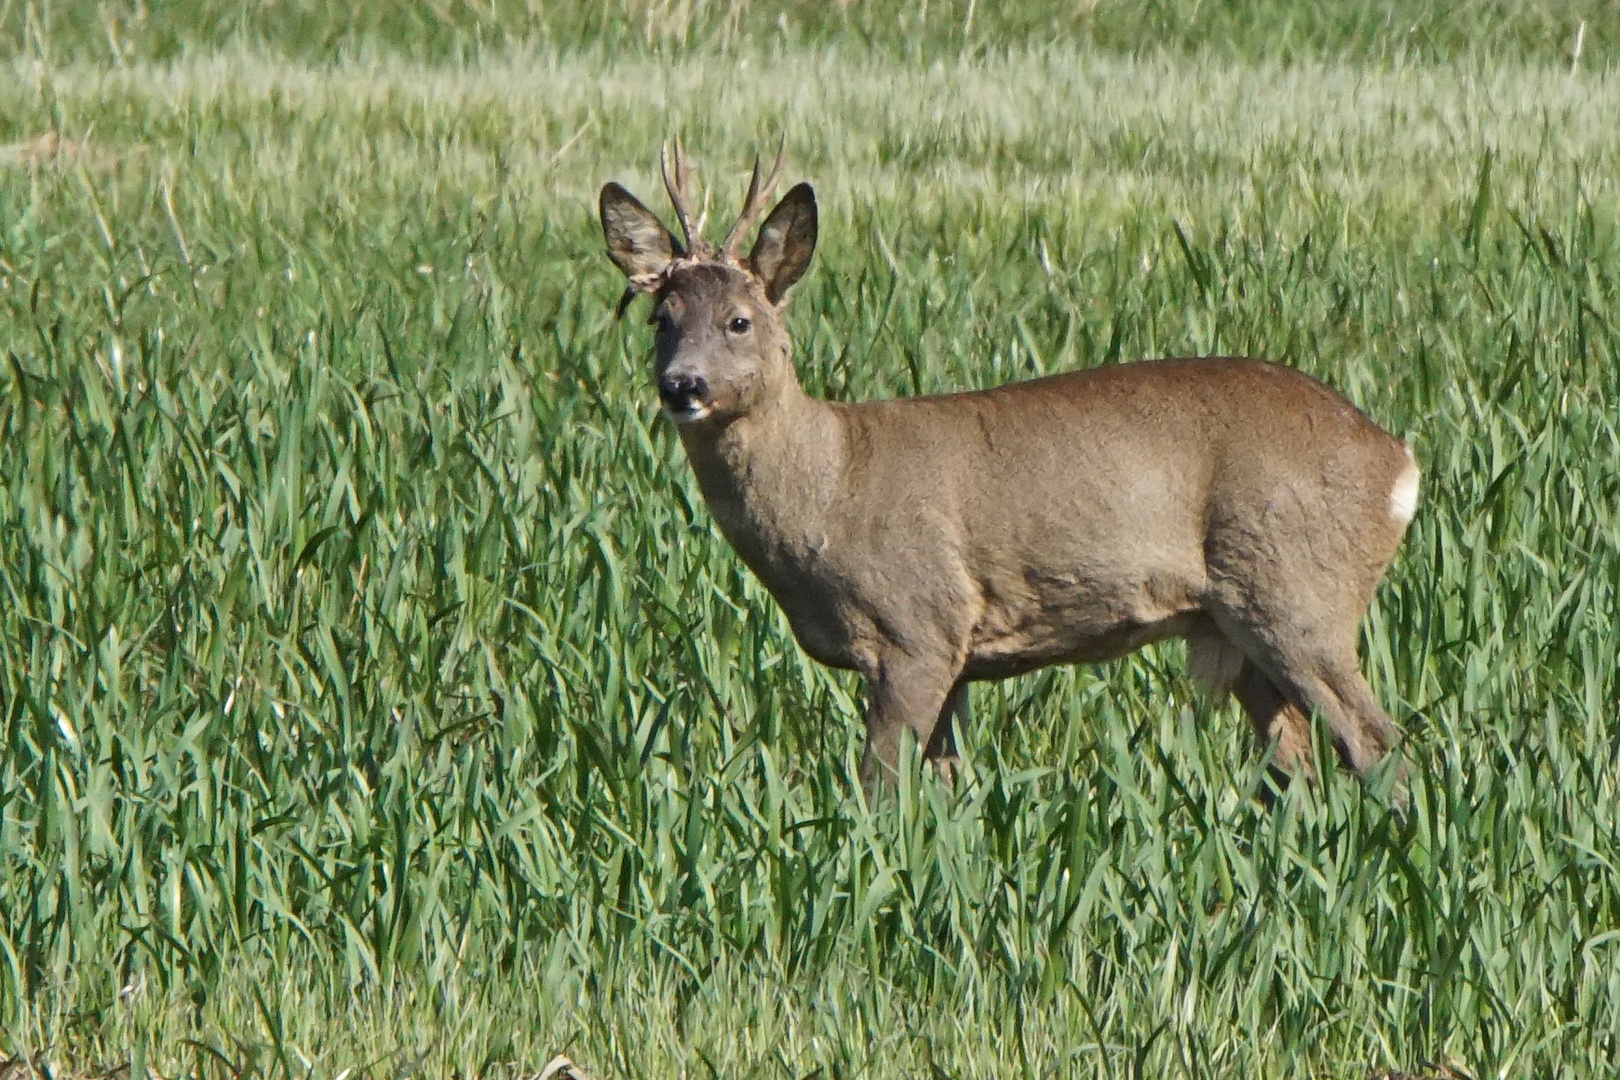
[600,157,1418,802]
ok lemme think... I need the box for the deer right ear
[600,182,681,281]
[749,182,817,306]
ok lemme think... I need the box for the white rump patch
[1389,446,1420,525]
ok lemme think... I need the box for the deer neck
[676,378,843,573]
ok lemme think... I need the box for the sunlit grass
[1,0,1614,66]
[9,48,1617,216]
[1,20,1618,1080]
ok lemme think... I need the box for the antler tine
[660,137,703,256]
[721,138,787,260]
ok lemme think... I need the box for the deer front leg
[858,654,962,795]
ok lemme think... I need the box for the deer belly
[964,569,1199,679]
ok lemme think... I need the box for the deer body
[601,149,1418,796]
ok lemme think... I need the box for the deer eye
[727,316,752,335]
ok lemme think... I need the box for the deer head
[599,142,818,427]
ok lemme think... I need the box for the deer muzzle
[658,370,713,423]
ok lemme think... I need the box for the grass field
[2,2,1619,1077]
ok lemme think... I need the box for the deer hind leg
[1274,654,1408,813]
[1189,618,1316,797]
[1197,572,1408,800]
[1216,609,1406,804]
[924,679,969,784]
[1248,628,1402,781]
[1313,662,1409,808]
[1232,660,1317,801]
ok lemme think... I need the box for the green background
[1,2,1617,1076]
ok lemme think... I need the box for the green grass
[2,9,1619,1079]
[2,0,1615,66]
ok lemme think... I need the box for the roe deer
[600,144,1419,801]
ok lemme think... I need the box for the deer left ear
[748,183,817,306]
[601,182,681,281]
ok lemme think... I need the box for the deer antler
[660,137,710,257]
[721,138,787,261]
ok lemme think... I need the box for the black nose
[658,372,708,406]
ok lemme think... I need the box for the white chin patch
[666,402,713,424]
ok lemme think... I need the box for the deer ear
[600,182,680,280]
[748,182,817,306]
